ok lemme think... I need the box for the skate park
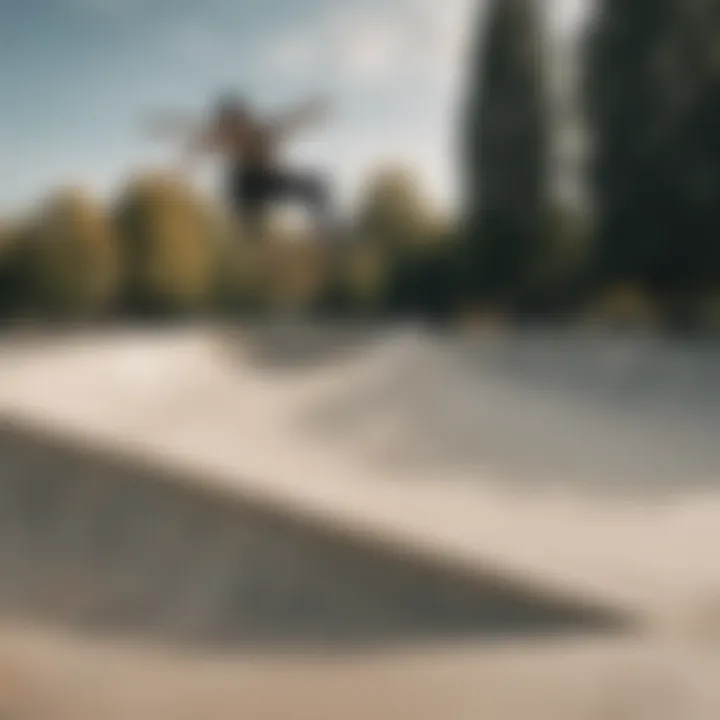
[0,324,719,718]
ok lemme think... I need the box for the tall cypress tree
[585,0,720,310]
[673,1,720,300]
[463,0,548,309]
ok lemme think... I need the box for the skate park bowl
[1,323,720,718]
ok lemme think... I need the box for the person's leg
[230,166,272,242]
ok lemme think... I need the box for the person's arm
[274,95,332,138]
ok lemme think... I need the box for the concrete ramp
[1,325,719,647]
[0,420,611,647]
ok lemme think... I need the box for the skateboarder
[175,93,335,241]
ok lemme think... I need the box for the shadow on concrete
[0,421,626,652]
[219,321,394,372]
[294,328,720,497]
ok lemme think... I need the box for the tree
[585,0,720,317]
[463,0,549,309]
[261,237,328,315]
[353,165,461,319]
[519,204,591,318]
[0,221,35,319]
[356,165,436,250]
[381,240,461,323]
[671,2,720,304]
[115,174,216,316]
[27,189,120,318]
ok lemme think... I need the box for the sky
[0,0,589,216]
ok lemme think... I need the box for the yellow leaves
[357,165,438,250]
[116,174,216,313]
[31,188,121,317]
[585,283,660,330]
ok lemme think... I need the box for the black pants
[229,165,331,237]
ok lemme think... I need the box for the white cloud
[259,0,478,211]
[154,0,591,211]
[263,0,476,94]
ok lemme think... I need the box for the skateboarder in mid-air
[155,93,336,241]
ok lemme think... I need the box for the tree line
[463,0,720,332]
[3,0,720,332]
[0,167,454,323]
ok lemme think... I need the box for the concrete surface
[0,421,607,647]
[2,624,720,720]
[0,323,719,718]
[0,325,718,631]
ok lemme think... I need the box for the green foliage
[342,165,464,321]
[27,189,120,318]
[342,243,391,314]
[585,0,720,298]
[382,240,462,323]
[206,216,262,315]
[115,174,216,316]
[0,221,35,319]
[584,282,661,332]
[315,243,392,318]
[356,166,436,250]
[213,238,260,315]
[517,206,592,318]
[262,239,329,314]
[463,0,549,309]
[698,291,720,334]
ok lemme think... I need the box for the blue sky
[0,0,587,215]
